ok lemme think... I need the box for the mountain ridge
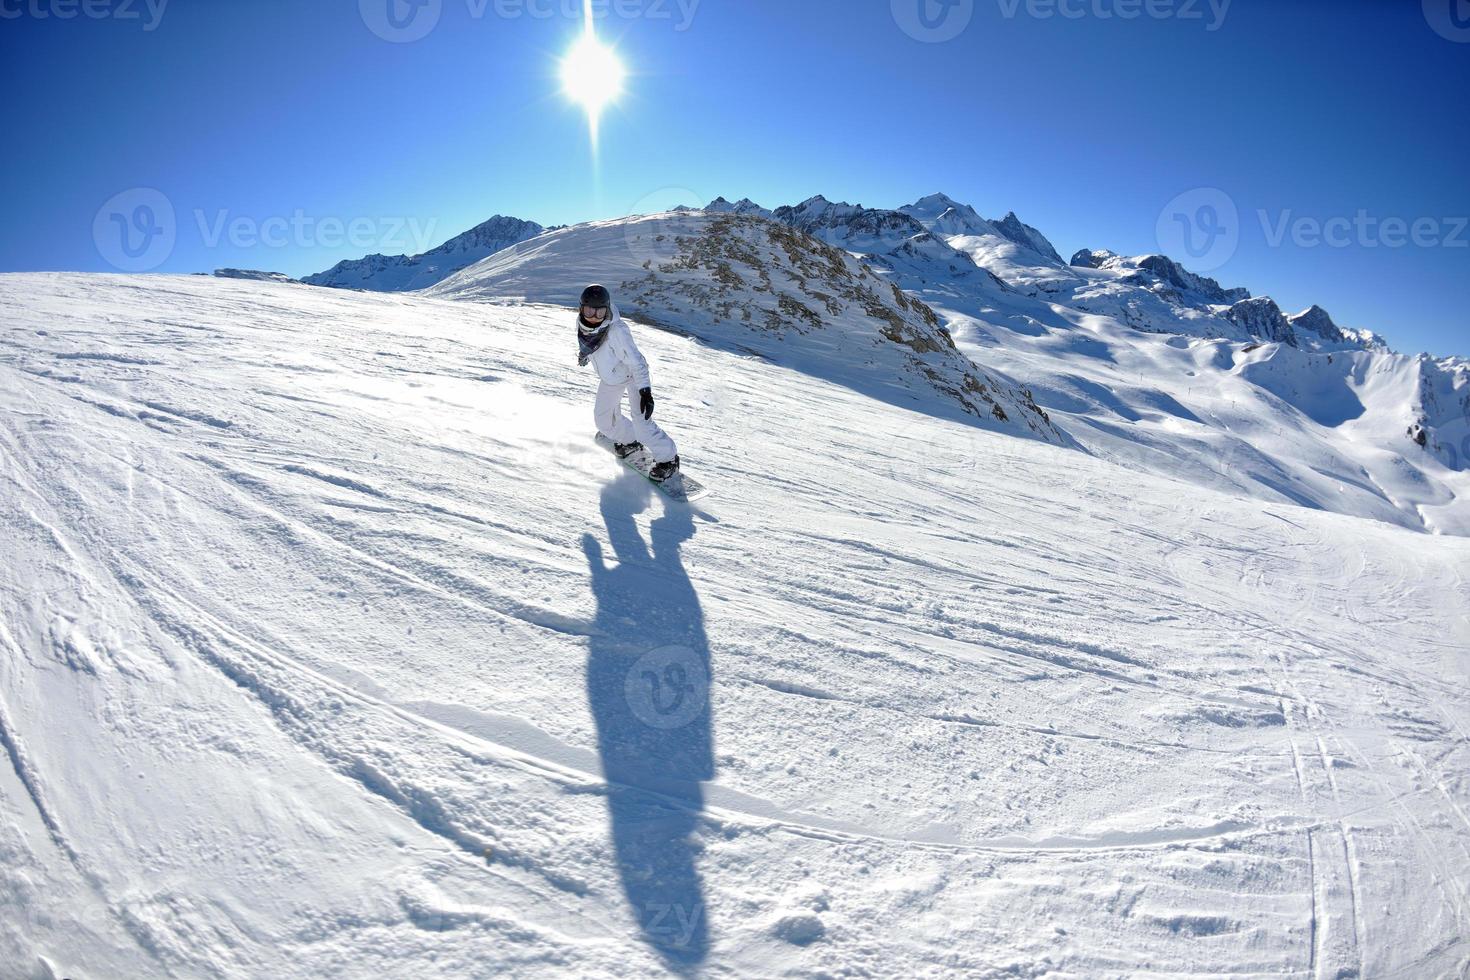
[302,214,548,292]
[412,194,1468,532]
[427,211,1065,445]
[290,191,1467,531]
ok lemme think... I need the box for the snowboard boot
[649,455,681,482]
[613,440,644,459]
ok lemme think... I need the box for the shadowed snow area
[0,273,1467,978]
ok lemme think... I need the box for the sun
[560,32,626,124]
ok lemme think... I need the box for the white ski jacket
[583,306,652,389]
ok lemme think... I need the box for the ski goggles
[580,304,610,321]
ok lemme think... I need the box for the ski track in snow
[0,273,1467,978]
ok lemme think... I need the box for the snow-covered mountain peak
[899,193,994,237]
[1287,304,1346,345]
[761,198,996,293]
[1226,296,1297,346]
[1072,249,1251,308]
[990,211,1064,265]
[771,195,870,230]
[705,196,771,217]
[910,191,964,210]
[1070,248,1116,268]
[288,190,1463,530]
[442,214,547,253]
[904,192,977,219]
[429,211,1063,443]
[773,198,926,243]
[301,214,544,292]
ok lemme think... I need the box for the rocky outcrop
[992,212,1063,264]
[1227,297,1298,346]
[1415,355,1470,466]
[1136,255,1250,305]
[1070,248,1114,269]
[1069,249,1249,307]
[705,196,772,218]
[211,269,297,283]
[771,196,928,248]
[1288,305,1347,345]
[429,211,1064,444]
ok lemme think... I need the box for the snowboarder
[576,284,681,481]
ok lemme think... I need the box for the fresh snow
[739,192,1470,536]
[302,216,547,293]
[416,197,1470,535]
[429,211,1064,444]
[1,272,1468,978]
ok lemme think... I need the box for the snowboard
[595,433,710,502]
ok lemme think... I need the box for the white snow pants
[594,381,677,463]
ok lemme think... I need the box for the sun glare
[561,32,626,127]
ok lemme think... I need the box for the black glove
[639,387,655,420]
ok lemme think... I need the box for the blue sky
[2,0,1466,356]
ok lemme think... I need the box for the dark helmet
[580,284,611,308]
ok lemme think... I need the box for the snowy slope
[2,272,1468,978]
[938,284,1470,536]
[302,216,545,292]
[412,195,1468,534]
[742,192,1470,534]
[428,211,1063,443]
[291,192,1465,534]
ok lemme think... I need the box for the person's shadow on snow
[581,473,713,969]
